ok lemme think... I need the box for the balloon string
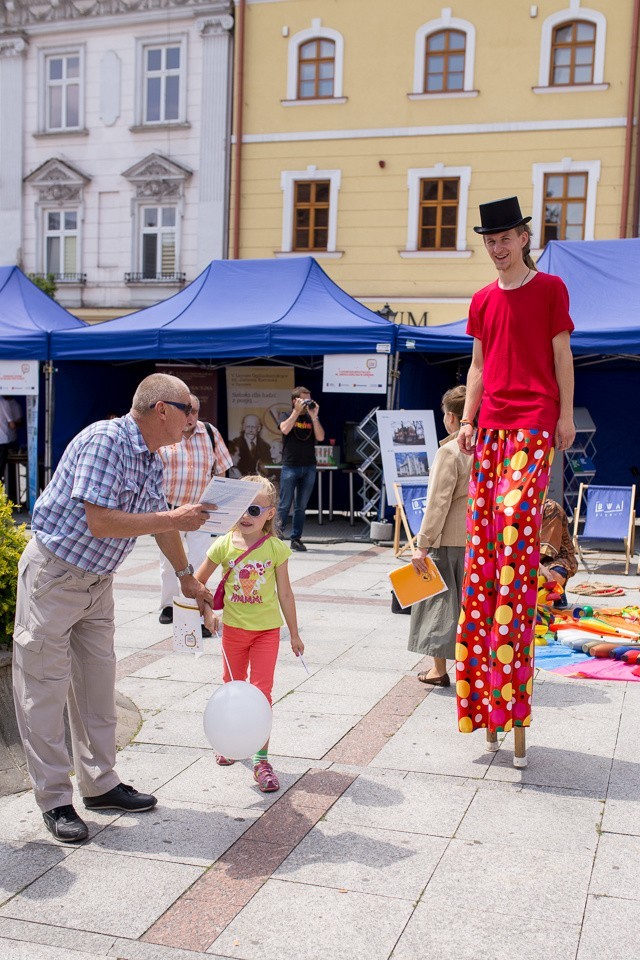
[213,630,234,681]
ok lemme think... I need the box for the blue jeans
[277,465,317,540]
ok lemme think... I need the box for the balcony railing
[124,272,186,284]
[31,272,87,284]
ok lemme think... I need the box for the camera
[303,399,317,410]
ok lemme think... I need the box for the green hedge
[0,485,28,648]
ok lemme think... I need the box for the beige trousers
[12,537,120,812]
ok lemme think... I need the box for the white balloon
[203,681,272,759]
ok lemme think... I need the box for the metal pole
[44,361,54,486]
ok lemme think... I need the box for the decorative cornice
[197,13,233,36]
[0,1,232,30]
[0,34,26,56]
[122,151,192,200]
[25,156,91,203]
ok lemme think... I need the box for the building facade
[231,0,640,326]
[0,0,234,316]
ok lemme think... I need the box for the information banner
[376,409,438,506]
[322,354,388,394]
[0,359,38,395]
[226,366,294,476]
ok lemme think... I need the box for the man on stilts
[457,196,575,767]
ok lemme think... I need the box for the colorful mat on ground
[535,603,640,681]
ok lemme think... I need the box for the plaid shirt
[159,421,232,506]
[32,414,166,574]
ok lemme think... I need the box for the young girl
[197,475,304,792]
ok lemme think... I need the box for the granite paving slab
[299,667,403,701]
[0,917,115,956]
[0,849,203,938]
[0,790,119,845]
[369,721,495,778]
[423,838,593,924]
[485,741,614,794]
[326,769,476,837]
[135,709,210,749]
[116,676,204,713]
[576,894,639,960]
[588,831,640,900]
[269,709,362,759]
[155,756,304,812]
[0,939,109,960]
[390,899,580,960]
[130,654,219,683]
[90,799,258,866]
[0,841,68,905]
[457,781,603,852]
[208,878,415,960]
[273,819,448,899]
[272,690,379,716]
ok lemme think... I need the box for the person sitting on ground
[408,385,473,686]
[539,497,577,609]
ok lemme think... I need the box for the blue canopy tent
[0,266,86,506]
[51,257,398,359]
[396,239,640,356]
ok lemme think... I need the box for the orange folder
[389,557,448,609]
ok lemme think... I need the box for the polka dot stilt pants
[455,428,554,734]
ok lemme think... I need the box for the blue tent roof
[396,239,640,355]
[51,257,397,359]
[0,266,85,360]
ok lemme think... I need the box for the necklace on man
[519,267,531,287]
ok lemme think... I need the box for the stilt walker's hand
[457,423,476,455]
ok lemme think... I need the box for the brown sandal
[417,672,450,687]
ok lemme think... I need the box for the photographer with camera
[277,386,325,551]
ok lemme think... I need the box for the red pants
[456,429,554,733]
[221,625,280,705]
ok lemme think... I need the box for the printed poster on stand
[376,410,438,506]
[322,354,388,394]
[226,366,294,477]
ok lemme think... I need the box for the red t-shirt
[466,271,574,431]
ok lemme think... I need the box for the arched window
[412,14,476,98]
[424,29,466,93]
[550,20,595,86]
[298,38,335,99]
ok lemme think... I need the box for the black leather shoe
[290,539,307,552]
[83,783,157,812]
[43,805,89,844]
[159,606,173,624]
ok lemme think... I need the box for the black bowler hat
[473,196,532,235]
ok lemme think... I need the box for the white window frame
[283,19,346,105]
[135,35,187,126]
[535,2,607,93]
[135,203,181,278]
[279,166,342,257]
[410,9,477,99]
[531,158,601,250]
[403,164,472,257]
[38,45,85,132]
[41,207,81,277]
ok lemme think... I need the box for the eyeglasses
[149,400,193,416]
[244,504,270,518]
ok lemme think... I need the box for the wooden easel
[392,482,418,558]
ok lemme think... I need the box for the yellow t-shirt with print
[207,533,292,629]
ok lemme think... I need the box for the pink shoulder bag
[212,534,271,610]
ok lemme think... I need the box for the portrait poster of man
[226,366,295,477]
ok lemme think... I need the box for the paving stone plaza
[1,535,639,960]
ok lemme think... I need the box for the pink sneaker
[253,760,280,792]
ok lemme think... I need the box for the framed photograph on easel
[393,482,429,558]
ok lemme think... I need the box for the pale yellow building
[231,0,639,325]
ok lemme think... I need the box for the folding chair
[572,483,636,575]
[392,482,428,558]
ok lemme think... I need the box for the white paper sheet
[199,475,261,535]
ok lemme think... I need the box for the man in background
[277,386,325,551]
[158,393,232,629]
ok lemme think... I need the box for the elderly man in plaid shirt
[158,392,232,630]
[12,373,215,844]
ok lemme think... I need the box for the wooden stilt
[513,726,527,768]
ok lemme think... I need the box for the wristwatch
[175,563,194,579]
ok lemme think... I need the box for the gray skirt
[407,545,465,660]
